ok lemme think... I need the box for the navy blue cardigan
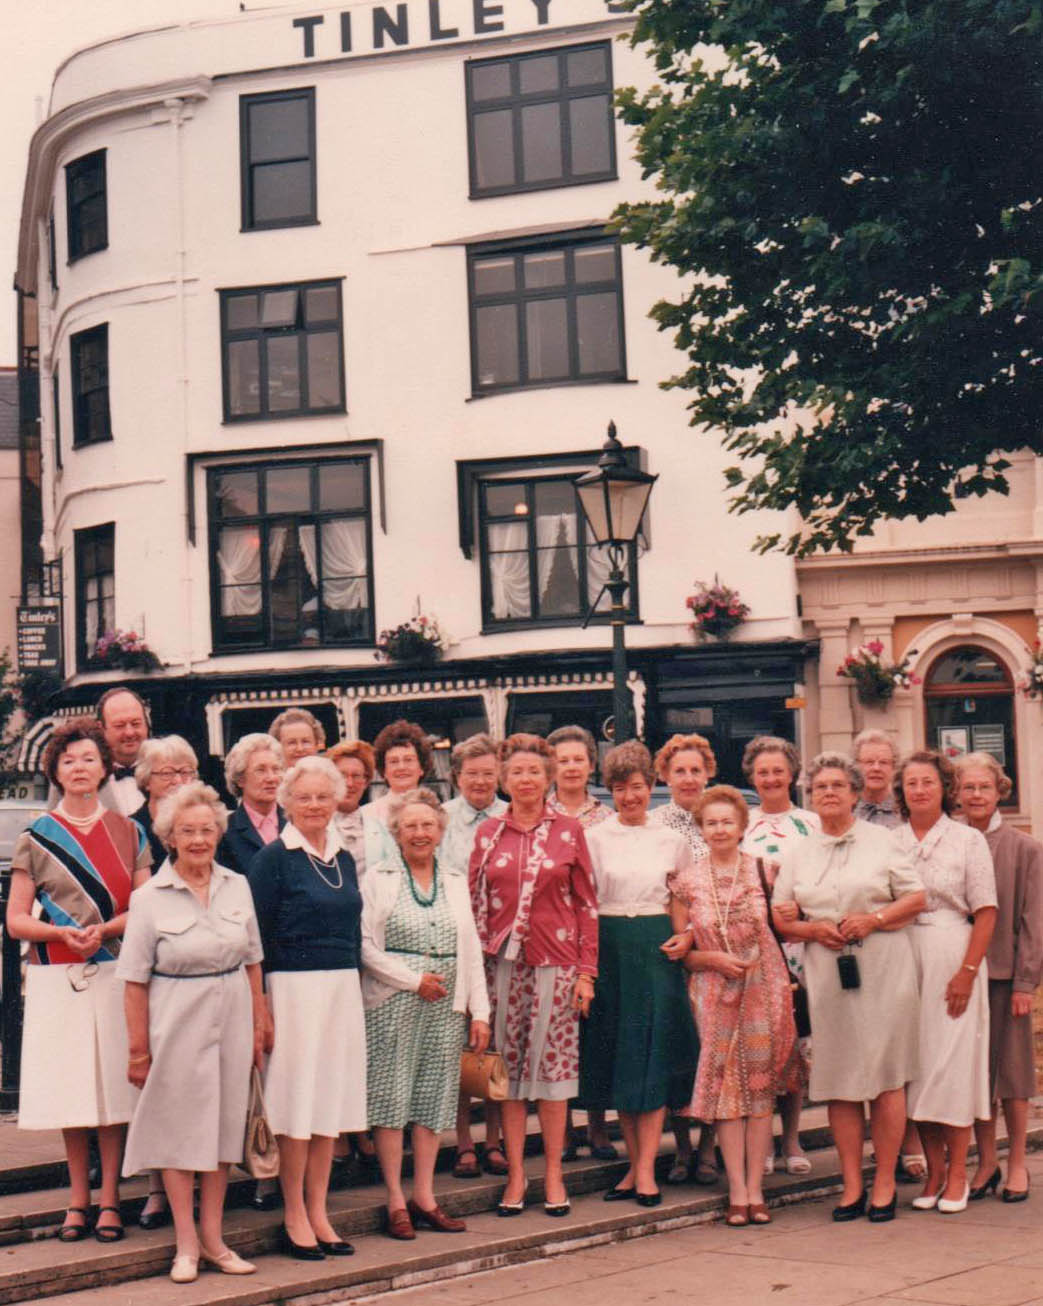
[218,802,286,876]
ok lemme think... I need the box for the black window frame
[206,454,376,654]
[74,523,115,671]
[65,149,108,262]
[466,40,617,198]
[240,87,318,232]
[477,470,638,632]
[52,367,62,471]
[468,231,627,396]
[219,277,346,423]
[70,323,112,448]
[48,208,58,291]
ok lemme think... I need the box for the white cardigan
[360,860,490,1022]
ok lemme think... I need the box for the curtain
[587,543,612,612]
[298,524,318,586]
[535,512,578,610]
[320,519,368,610]
[216,527,262,616]
[488,522,531,619]
[267,526,289,580]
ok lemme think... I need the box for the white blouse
[742,805,820,865]
[893,814,997,919]
[585,815,695,916]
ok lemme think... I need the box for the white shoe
[938,1183,970,1214]
[763,1154,776,1175]
[200,1245,257,1275]
[169,1253,199,1284]
[911,1191,940,1210]
[785,1154,812,1175]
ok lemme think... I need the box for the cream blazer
[360,860,490,1022]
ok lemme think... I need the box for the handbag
[755,858,812,1040]
[241,1066,280,1179]
[459,1049,508,1101]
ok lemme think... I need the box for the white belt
[598,904,668,918]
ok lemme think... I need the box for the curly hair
[741,735,801,782]
[153,782,229,849]
[386,786,448,841]
[695,784,750,833]
[326,739,376,784]
[894,749,959,820]
[269,707,327,751]
[653,733,717,783]
[134,735,198,792]
[499,733,555,787]
[372,719,433,777]
[277,755,346,810]
[546,725,598,768]
[224,733,284,798]
[602,740,655,789]
[450,732,498,778]
[953,751,1013,802]
[43,717,113,792]
[805,751,864,797]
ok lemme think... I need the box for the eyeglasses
[67,961,99,992]
[153,768,198,781]
[810,781,852,794]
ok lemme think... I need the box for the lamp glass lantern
[575,423,657,549]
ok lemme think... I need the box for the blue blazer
[218,802,286,875]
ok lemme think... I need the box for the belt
[151,965,243,979]
[598,905,668,918]
[386,948,457,959]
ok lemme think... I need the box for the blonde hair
[695,784,750,833]
[326,739,376,784]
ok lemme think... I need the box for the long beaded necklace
[707,856,742,953]
[406,861,438,908]
[306,848,343,891]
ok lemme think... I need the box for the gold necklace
[707,856,742,951]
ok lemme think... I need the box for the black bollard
[0,867,23,1111]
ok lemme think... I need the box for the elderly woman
[247,756,365,1259]
[581,741,699,1206]
[650,732,718,1182]
[439,734,509,1181]
[363,720,432,873]
[469,734,598,1218]
[269,707,326,764]
[853,730,902,829]
[670,785,805,1227]
[362,788,490,1238]
[131,736,199,872]
[772,753,925,1223]
[741,735,818,1175]
[894,750,997,1213]
[7,717,150,1243]
[218,733,286,876]
[327,740,376,878]
[956,753,1043,1203]
[119,783,270,1282]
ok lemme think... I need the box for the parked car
[0,800,46,874]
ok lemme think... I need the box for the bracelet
[576,974,595,986]
[128,1052,151,1063]
[874,911,886,928]
[962,962,978,974]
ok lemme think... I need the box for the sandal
[57,1207,91,1243]
[749,1203,772,1225]
[94,1206,125,1243]
[451,1147,481,1179]
[480,1144,509,1176]
[692,1158,720,1186]
[897,1153,927,1184]
[725,1204,749,1227]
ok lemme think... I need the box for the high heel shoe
[969,1167,1001,1201]
[497,1181,529,1217]
[911,1188,942,1211]
[832,1190,866,1222]
[938,1183,970,1214]
[867,1193,897,1223]
[1002,1178,1030,1204]
[278,1226,326,1260]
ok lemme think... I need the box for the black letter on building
[292,15,324,58]
[340,11,352,50]
[430,0,460,39]
[373,4,409,46]
[473,0,505,34]
[530,0,552,22]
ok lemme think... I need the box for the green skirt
[579,915,699,1113]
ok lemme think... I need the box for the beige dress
[773,821,922,1101]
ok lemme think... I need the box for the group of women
[7,708,1040,1282]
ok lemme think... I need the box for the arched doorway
[923,645,1017,805]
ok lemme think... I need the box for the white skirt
[264,969,367,1140]
[907,913,991,1127]
[19,963,137,1131]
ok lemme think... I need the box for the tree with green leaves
[614,0,1043,554]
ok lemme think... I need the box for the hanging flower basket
[86,630,161,673]
[375,612,448,666]
[1018,640,1043,699]
[837,640,918,707]
[686,579,750,640]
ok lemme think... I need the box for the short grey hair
[954,751,1013,801]
[386,786,448,841]
[134,735,198,792]
[153,782,229,849]
[852,729,898,764]
[269,707,327,750]
[224,733,284,798]
[742,735,801,782]
[450,732,498,778]
[805,751,865,796]
[278,755,345,810]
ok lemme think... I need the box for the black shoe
[867,1193,897,1223]
[969,1167,1001,1200]
[279,1227,326,1261]
[832,1190,867,1222]
[1002,1181,1030,1204]
[252,1189,283,1212]
[544,1200,571,1217]
[603,1187,636,1202]
[635,1191,662,1208]
[138,1205,172,1231]
[317,1238,355,1256]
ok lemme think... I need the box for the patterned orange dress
[669,852,805,1121]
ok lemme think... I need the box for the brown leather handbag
[459,1049,508,1101]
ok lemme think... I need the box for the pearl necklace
[56,802,104,829]
[306,849,343,891]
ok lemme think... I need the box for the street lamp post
[575,422,657,745]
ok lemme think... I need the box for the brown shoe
[749,1203,772,1225]
[407,1200,466,1233]
[386,1207,416,1240]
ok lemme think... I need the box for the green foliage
[614,0,1043,554]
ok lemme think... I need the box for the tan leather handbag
[241,1067,280,1179]
[459,1049,508,1101]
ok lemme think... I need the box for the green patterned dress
[365,873,468,1132]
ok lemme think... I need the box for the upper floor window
[479,473,636,629]
[469,235,625,394]
[65,150,107,261]
[220,279,344,422]
[52,369,62,471]
[207,456,374,652]
[240,89,317,230]
[466,42,616,197]
[70,324,111,447]
[75,523,114,669]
